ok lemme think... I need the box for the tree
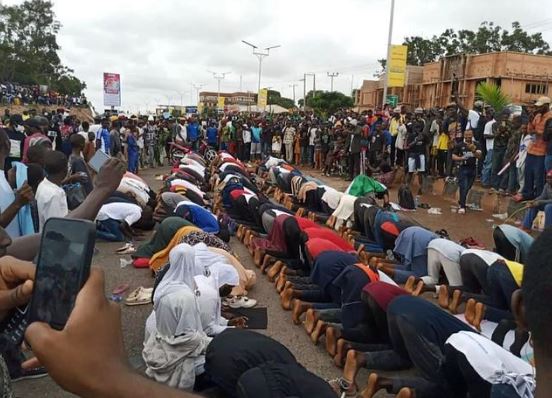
[402,21,552,66]
[373,58,387,78]
[0,0,86,94]
[475,82,510,113]
[267,89,295,109]
[300,90,353,115]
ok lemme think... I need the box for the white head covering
[193,243,238,286]
[153,285,203,337]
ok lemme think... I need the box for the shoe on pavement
[228,296,257,309]
[11,367,48,382]
[458,208,466,214]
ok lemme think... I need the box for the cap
[393,107,401,113]
[474,100,484,108]
[535,96,551,106]
[147,115,154,121]
[414,107,424,114]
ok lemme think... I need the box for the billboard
[103,72,121,107]
[387,45,408,88]
[217,96,225,109]
[257,88,268,108]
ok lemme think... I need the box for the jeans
[458,167,476,208]
[522,202,552,229]
[146,145,155,167]
[300,146,308,164]
[507,165,518,193]
[491,146,507,190]
[521,154,545,199]
[96,219,125,242]
[517,164,525,194]
[481,148,493,186]
[546,154,552,172]
[261,141,271,156]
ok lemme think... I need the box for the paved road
[13,166,501,397]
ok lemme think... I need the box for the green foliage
[0,0,86,94]
[300,90,354,115]
[403,21,552,65]
[267,89,295,109]
[475,82,510,113]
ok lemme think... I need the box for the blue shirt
[251,127,261,143]
[206,127,218,144]
[96,128,111,153]
[187,123,200,141]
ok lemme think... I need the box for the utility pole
[289,83,298,105]
[208,71,230,109]
[192,83,206,104]
[239,74,243,91]
[242,40,281,94]
[305,73,315,101]
[300,75,306,111]
[351,75,355,96]
[327,72,339,91]
[382,0,396,108]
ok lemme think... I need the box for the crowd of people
[0,82,87,108]
[0,95,550,398]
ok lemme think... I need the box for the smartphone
[27,218,96,330]
[88,149,110,173]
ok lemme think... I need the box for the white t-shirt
[461,249,504,266]
[36,178,68,231]
[97,202,142,226]
[309,128,317,146]
[427,239,465,262]
[484,119,496,150]
[242,129,251,144]
[467,110,480,131]
[0,172,20,238]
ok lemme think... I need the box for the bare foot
[473,302,486,332]
[267,261,284,281]
[448,289,462,314]
[253,249,265,267]
[438,285,449,309]
[310,320,327,345]
[396,387,414,398]
[303,308,318,334]
[334,339,352,367]
[275,273,287,292]
[465,298,476,325]
[280,287,294,310]
[292,300,311,325]
[325,326,341,357]
[412,280,424,296]
[360,373,380,398]
[404,276,416,293]
[261,255,276,272]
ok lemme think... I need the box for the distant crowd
[0,81,87,108]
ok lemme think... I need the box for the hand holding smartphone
[88,150,111,173]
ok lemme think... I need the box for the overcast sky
[6,0,552,112]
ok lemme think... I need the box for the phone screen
[88,150,110,173]
[27,218,96,330]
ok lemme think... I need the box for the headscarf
[135,217,192,259]
[149,226,201,271]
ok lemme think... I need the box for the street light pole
[208,72,230,109]
[192,83,206,104]
[242,40,281,95]
[327,72,339,91]
[382,0,396,108]
[289,83,298,105]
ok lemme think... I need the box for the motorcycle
[169,139,217,164]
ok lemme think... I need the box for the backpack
[398,184,416,210]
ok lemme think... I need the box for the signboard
[217,96,225,109]
[386,95,398,107]
[103,72,121,107]
[257,88,268,108]
[387,45,407,88]
[185,106,198,114]
[197,102,204,114]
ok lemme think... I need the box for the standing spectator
[388,107,401,167]
[345,119,362,181]
[250,122,262,161]
[452,129,481,214]
[308,124,317,167]
[206,122,218,150]
[313,130,322,169]
[490,109,513,194]
[405,113,428,194]
[143,116,156,168]
[22,116,50,163]
[293,129,301,165]
[68,134,93,194]
[95,118,111,155]
[126,126,139,174]
[368,121,387,168]
[4,114,25,172]
[516,122,531,196]
[242,124,251,161]
[300,125,309,165]
[187,118,200,151]
[481,110,496,187]
[282,122,295,163]
[515,96,552,201]
[35,151,69,231]
[320,125,330,166]
[395,116,407,168]
[504,116,523,195]
[261,122,272,156]
[429,111,441,176]
[110,122,122,158]
[272,135,282,159]
[435,121,449,178]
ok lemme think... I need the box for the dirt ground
[13,165,504,397]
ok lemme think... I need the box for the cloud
[5,0,551,112]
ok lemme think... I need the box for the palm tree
[475,82,510,114]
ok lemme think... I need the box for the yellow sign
[257,88,268,108]
[217,96,225,109]
[197,102,204,113]
[387,45,408,88]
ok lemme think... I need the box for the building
[355,51,552,111]
[354,66,424,111]
[199,91,256,107]
[420,51,552,109]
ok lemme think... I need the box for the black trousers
[348,152,360,179]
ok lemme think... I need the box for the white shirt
[467,110,480,131]
[0,172,20,238]
[427,239,465,262]
[484,119,496,150]
[430,119,440,147]
[242,129,251,144]
[97,202,142,226]
[36,178,68,231]
[517,134,533,168]
[461,249,504,266]
[309,128,317,145]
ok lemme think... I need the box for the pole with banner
[387,45,407,88]
[217,96,225,110]
[103,72,121,108]
[257,88,268,110]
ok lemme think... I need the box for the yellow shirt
[389,118,400,137]
[437,133,449,150]
[505,260,524,287]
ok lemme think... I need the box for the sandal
[112,284,130,296]
[125,287,153,306]
[327,377,358,397]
